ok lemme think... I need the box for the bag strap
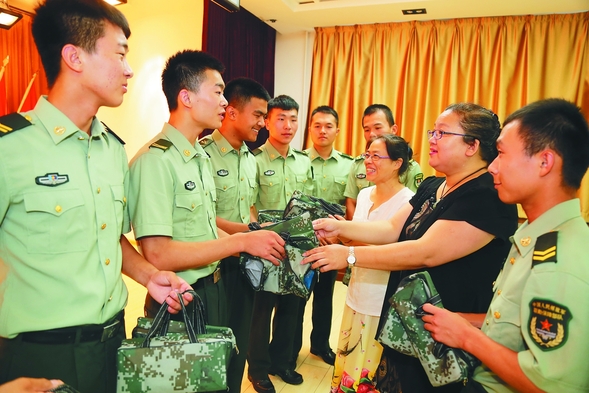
[140,289,205,348]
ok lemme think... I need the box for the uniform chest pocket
[24,189,90,254]
[485,296,523,352]
[174,193,209,238]
[295,174,314,194]
[259,176,282,205]
[214,177,237,212]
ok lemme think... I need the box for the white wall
[274,30,315,150]
[97,0,204,160]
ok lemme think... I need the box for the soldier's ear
[62,44,83,72]
[179,89,192,107]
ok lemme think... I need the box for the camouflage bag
[116,290,236,393]
[257,209,284,224]
[376,271,480,386]
[283,190,345,220]
[240,212,318,299]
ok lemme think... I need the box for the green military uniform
[295,147,353,359]
[0,97,128,393]
[344,157,423,199]
[128,123,226,326]
[471,199,589,393]
[248,140,313,379]
[201,130,257,393]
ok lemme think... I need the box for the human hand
[302,244,348,272]
[146,271,194,314]
[313,216,343,242]
[0,378,62,393]
[242,230,286,266]
[421,303,475,349]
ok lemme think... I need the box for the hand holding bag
[376,271,480,386]
[116,290,236,393]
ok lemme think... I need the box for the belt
[19,310,124,345]
[193,266,221,289]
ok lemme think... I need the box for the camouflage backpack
[283,190,345,220]
[117,290,236,393]
[376,271,480,386]
[240,212,318,299]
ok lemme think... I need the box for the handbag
[116,290,236,393]
[376,271,480,386]
[240,212,318,299]
[283,190,345,220]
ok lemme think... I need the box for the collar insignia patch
[529,298,570,351]
[185,181,196,191]
[35,173,69,187]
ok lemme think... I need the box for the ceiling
[9,0,589,35]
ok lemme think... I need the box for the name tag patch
[217,169,229,177]
[185,181,196,191]
[529,298,571,351]
[264,170,275,176]
[35,173,69,187]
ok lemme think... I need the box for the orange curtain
[0,13,48,114]
[306,12,589,220]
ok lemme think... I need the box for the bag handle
[140,289,205,348]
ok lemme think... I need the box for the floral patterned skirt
[331,304,383,393]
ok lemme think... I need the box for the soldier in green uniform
[0,1,192,392]
[247,95,313,393]
[294,106,353,366]
[344,104,423,219]
[422,98,589,393]
[200,77,272,393]
[127,51,284,332]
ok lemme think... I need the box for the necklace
[439,166,487,200]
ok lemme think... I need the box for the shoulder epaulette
[150,139,173,151]
[532,231,558,267]
[101,122,125,145]
[0,113,32,137]
[198,137,214,149]
[252,148,263,156]
[338,151,353,160]
[354,154,365,161]
[293,148,308,155]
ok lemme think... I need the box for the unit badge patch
[35,173,69,187]
[356,173,366,179]
[185,181,196,191]
[217,169,229,177]
[529,298,571,351]
[264,170,275,176]
[415,173,424,188]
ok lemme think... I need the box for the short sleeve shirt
[254,141,313,211]
[305,146,353,205]
[344,158,423,199]
[128,123,218,284]
[0,97,129,338]
[473,199,589,393]
[201,130,257,224]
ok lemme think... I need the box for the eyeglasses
[361,152,390,161]
[427,129,478,140]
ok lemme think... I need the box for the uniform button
[285,177,289,181]
[486,319,489,325]
[105,259,111,266]
[269,182,273,186]
[497,289,502,295]
[123,197,127,204]
[520,237,531,247]
[184,150,191,156]
[55,205,62,213]
[87,155,90,159]
[97,187,101,194]
[242,215,246,219]
[287,193,291,196]
[54,126,65,135]
[191,203,195,209]
[270,154,275,159]
[101,223,107,230]
[223,186,227,190]
[241,197,244,201]
[494,311,501,319]
[24,115,32,121]
[205,192,209,196]
[322,188,326,191]
[323,175,327,178]
[221,147,227,153]
[241,177,244,181]
[510,257,516,265]
[108,296,113,302]
[78,136,84,140]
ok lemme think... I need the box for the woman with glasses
[331,135,415,393]
[304,103,518,393]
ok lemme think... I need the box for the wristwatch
[346,246,356,266]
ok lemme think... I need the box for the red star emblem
[540,319,553,331]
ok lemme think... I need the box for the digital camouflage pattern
[257,209,284,224]
[377,271,479,387]
[283,190,345,220]
[240,212,318,299]
[117,294,236,393]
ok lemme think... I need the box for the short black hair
[268,95,299,115]
[363,104,395,127]
[372,134,410,176]
[445,103,501,164]
[33,0,130,88]
[224,77,270,111]
[504,98,589,189]
[161,50,225,111]
[311,105,339,127]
